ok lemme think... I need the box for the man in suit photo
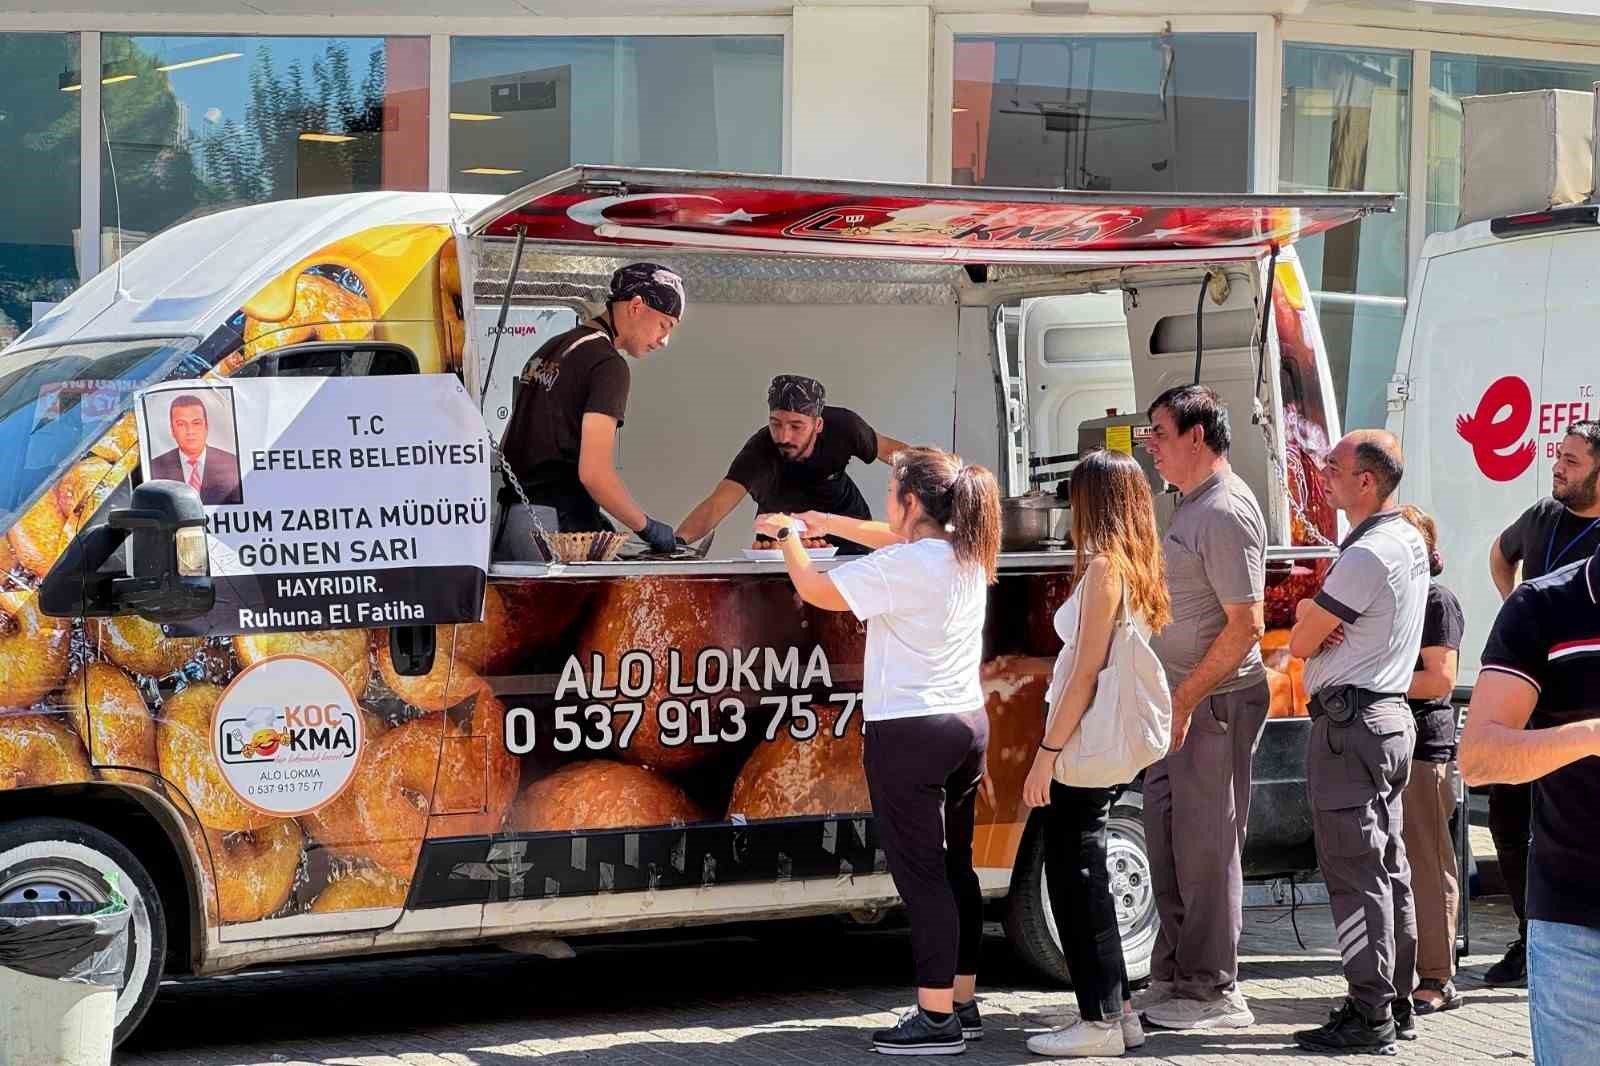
[149,393,243,506]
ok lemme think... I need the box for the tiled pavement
[119,897,1530,1065]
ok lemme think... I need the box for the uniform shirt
[500,322,630,496]
[1304,511,1430,696]
[1407,582,1466,764]
[1149,470,1267,696]
[829,538,987,722]
[1498,497,1600,584]
[727,407,878,538]
[1479,546,1600,930]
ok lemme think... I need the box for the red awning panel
[467,167,1392,263]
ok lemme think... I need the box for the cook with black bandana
[497,263,684,555]
[676,374,909,555]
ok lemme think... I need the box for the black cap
[768,375,826,417]
[608,263,685,320]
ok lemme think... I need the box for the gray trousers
[1307,697,1418,1017]
[1143,681,1271,1001]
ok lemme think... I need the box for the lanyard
[1545,513,1600,574]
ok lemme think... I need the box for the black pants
[864,709,989,990]
[1488,782,1531,939]
[1043,781,1130,1021]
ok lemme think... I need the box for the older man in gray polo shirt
[1137,385,1270,1031]
[1289,429,1428,1055]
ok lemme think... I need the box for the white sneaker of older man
[1027,1019,1125,1057]
[1143,989,1254,1031]
[1130,980,1175,1013]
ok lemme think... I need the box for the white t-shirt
[828,538,988,722]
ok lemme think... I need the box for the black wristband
[1039,743,1062,753]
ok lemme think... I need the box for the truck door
[1020,291,1138,470]
[90,339,460,940]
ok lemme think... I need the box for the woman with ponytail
[1023,449,1171,1058]
[757,446,1001,1056]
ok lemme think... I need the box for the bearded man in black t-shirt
[676,375,908,554]
[1480,420,1600,987]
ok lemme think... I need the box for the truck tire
[0,816,167,1047]
[1003,799,1159,986]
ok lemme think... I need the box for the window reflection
[1281,44,1411,431]
[99,34,429,262]
[953,34,1255,192]
[449,36,784,194]
[0,33,81,342]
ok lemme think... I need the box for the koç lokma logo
[213,656,364,817]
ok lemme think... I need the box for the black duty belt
[1307,684,1407,725]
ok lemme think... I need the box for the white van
[1388,206,1600,684]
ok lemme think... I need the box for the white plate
[742,546,838,561]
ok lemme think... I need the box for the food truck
[0,168,1388,1043]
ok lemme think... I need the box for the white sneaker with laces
[1027,1019,1124,1058]
[1131,980,1175,1013]
[1143,989,1254,1031]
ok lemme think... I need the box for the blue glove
[639,516,677,554]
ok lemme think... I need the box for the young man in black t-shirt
[497,263,685,557]
[1460,540,1600,1066]
[1480,420,1600,985]
[676,375,908,554]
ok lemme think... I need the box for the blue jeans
[1528,919,1600,1065]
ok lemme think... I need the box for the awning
[465,166,1393,265]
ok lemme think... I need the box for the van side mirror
[39,480,214,622]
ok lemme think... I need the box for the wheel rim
[0,854,151,1028]
[0,865,109,906]
[1040,815,1158,958]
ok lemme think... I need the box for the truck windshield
[0,337,199,529]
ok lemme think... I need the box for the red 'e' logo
[1456,375,1537,482]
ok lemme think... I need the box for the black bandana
[609,263,686,319]
[768,375,826,418]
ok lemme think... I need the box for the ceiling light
[450,112,503,122]
[157,52,243,73]
[59,65,141,92]
[461,167,524,176]
[299,132,355,143]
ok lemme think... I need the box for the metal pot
[1002,493,1068,552]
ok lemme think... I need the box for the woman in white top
[757,446,1001,1057]
[1023,449,1172,1058]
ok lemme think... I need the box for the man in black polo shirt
[1480,420,1600,987]
[1460,540,1600,1066]
[676,375,907,554]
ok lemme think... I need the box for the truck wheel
[1003,801,1159,986]
[0,816,167,1046]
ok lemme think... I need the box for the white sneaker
[1143,989,1254,1031]
[1121,1011,1146,1050]
[1027,1019,1124,1057]
[1025,1008,1143,1048]
[1131,980,1176,1013]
